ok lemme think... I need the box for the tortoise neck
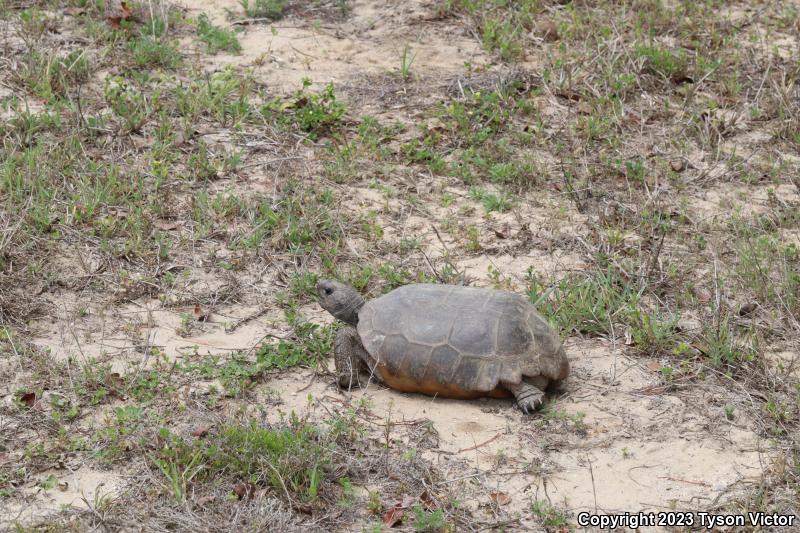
[338,295,364,327]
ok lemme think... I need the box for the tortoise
[316,280,569,413]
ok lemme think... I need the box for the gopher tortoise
[317,280,569,413]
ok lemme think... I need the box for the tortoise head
[316,280,365,326]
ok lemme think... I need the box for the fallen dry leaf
[739,302,758,316]
[577,101,593,115]
[693,287,711,303]
[535,20,560,42]
[419,490,437,511]
[192,425,212,438]
[426,117,446,133]
[670,159,686,172]
[20,392,36,408]
[382,503,404,527]
[153,219,179,231]
[647,360,662,372]
[194,304,209,322]
[232,482,256,500]
[195,495,215,506]
[105,372,124,391]
[108,0,132,28]
[489,491,512,506]
[130,135,154,150]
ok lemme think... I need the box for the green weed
[128,36,180,69]
[239,0,284,19]
[469,187,514,213]
[399,44,416,80]
[531,500,568,529]
[197,14,242,54]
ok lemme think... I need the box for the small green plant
[360,211,384,241]
[128,36,180,69]
[635,43,687,80]
[481,17,524,61]
[239,0,284,19]
[469,187,514,213]
[154,444,205,503]
[17,48,90,99]
[197,14,242,54]
[488,161,530,186]
[367,490,382,514]
[629,309,679,355]
[412,505,446,531]
[337,477,355,507]
[701,318,756,368]
[526,267,639,337]
[540,405,587,433]
[288,271,320,301]
[399,237,421,253]
[531,500,568,529]
[104,77,150,132]
[402,448,418,462]
[265,79,346,138]
[155,414,362,505]
[465,225,481,252]
[39,474,59,490]
[399,44,416,80]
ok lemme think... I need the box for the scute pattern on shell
[357,284,559,392]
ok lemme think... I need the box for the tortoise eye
[324,287,333,295]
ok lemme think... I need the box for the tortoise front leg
[334,326,372,390]
[503,377,548,414]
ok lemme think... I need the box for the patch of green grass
[239,0,284,19]
[179,308,333,397]
[481,17,524,61]
[628,308,680,356]
[399,44,416,80]
[264,79,346,138]
[700,317,757,369]
[288,271,320,301]
[128,36,180,69]
[449,0,539,61]
[634,43,688,81]
[412,505,447,531]
[539,405,587,434]
[469,186,514,213]
[197,14,242,54]
[93,405,150,464]
[174,66,255,127]
[14,48,90,100]
[155,412,361,505]
[526,266,638,337]
[531,500,568,529]
[733,227,800,314]
[235,181,341,253]
[104,77,150,132]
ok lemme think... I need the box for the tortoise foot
[516,389,544,414]
[504,380,545,414]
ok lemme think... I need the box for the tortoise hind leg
[503,376,549,414]
[334,326,373,390]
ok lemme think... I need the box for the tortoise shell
[357,284,567,398]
